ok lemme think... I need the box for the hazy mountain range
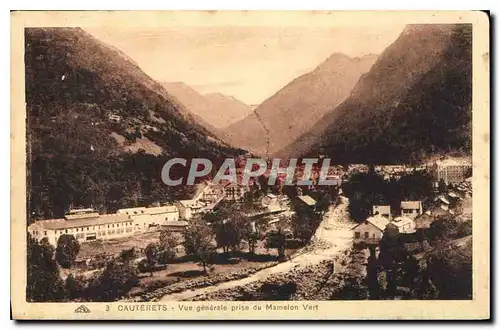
[277,24,472,164]
[162,82,254,129]
[221,53,378,156]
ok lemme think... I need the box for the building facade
[400,201,423,219]
[28,210,134,246]
[117,206,180,232]
[176,199,205,220]
[28,205,184,246]
[352,214,390,245]
[431,159,472,185]
[372,205,391,219]
[387,216,416,234]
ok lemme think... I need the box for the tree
[398,171,434,201]
[464,166,472,179]
[211,203,249,255]
[55,234,80,268]
[88,259,138,301]
[119,247,136,263]
[65,273,86,300]
[427,239,472,299]
[143,243,158,276]
[427,216,470,244]
[183,217,217,274]
[215,218,247,254]
[158,230,181,263]
[342,172,386,222]
[265,216,292,261]
[27,235,67,302]
[366,248,381,299]
[378,227,419,298]
[243,221,261,256]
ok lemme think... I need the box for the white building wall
[353,222,384,244]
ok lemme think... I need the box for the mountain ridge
[163,81,254,129]
[222,52,378,156]
[276,24,472,164]
[26,27,242,219]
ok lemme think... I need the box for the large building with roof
[28,205,186,246]
[430,158,472,185]
[28,209,135,246]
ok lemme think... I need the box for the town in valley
[24,22,474,303]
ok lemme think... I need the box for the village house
[176,199,205,220]
[400,201,423,219]
[28,208,134,246]
[352,214,390,245]
[372,205,391,219]
[193,181,224,203]
[386,216,416,234]
[435,195,451,207]
[294,195,317,213]
[261,193,279,207]
[222,181,247,202]
[107,113,122,123]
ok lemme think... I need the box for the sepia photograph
[10,10,490,320]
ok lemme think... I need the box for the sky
[86,25,405,105]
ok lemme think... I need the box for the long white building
[28,209,134,246]
[28,206,184,246]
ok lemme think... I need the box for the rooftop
[401,201,422,209]
[435,158,471,167]
[297,195,317,206]
[373,205,391,214]
[353,214,390,231]
[31,214,131,230]
[179,199,204,208]
[390,216,414,228]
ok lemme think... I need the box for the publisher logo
[74,305,91,313]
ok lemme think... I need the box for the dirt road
[159,197,354,301]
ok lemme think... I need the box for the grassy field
[78,231,160,259]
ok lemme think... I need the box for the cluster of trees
[138,231,182,276]
[342,169,434,222]
[27,234,139,302]
[362,216,472,300]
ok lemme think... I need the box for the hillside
[163,82,253,129]
[277,24,472,164]
[25,28,242,220]
[222,53,377,156]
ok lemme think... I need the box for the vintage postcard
[11,11,490,320]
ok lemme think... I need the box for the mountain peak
[223,50,377,156]
[163,83,253,129]
[277,24,472,163]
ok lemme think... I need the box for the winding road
[159,197,354,301]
